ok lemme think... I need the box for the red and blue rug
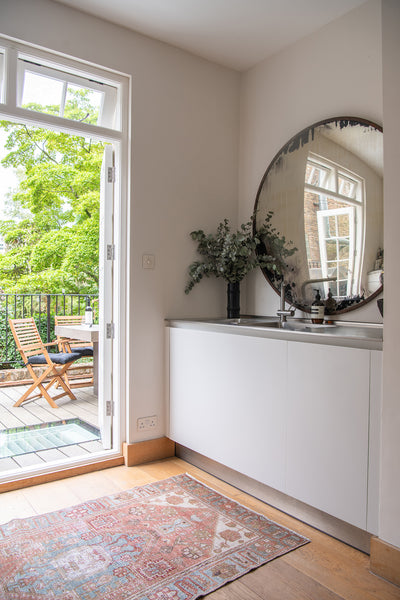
[0,474,309,599]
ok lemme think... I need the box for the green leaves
[185,212,296,293]
[0,93,104,294]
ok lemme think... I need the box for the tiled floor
[0,383,103,474]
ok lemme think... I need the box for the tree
[0,90,105,294]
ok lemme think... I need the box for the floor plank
[234,560,345,600]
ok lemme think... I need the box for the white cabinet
[169,328,287,492]
[286,342,370,529]
[168,326,382,532]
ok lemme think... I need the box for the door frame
[0,34,131,482]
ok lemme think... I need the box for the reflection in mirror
[255,117,383,315]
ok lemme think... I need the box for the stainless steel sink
[258,320,336,332]
[217,317,336,332]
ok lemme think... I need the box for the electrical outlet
[137,415,157,431]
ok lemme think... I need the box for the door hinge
[107,166,115,183]
[106,244,115,260]
[106,322,115,339]
[106,400,114,417]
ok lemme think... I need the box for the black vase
[227,282,240,319]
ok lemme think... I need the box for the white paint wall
[239,0,383,323]
[380,0,400,550]
[0,0,240,441]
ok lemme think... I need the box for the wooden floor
[0,383,103,474]
[0,457,399,600]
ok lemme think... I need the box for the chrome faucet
[277,281,295,323]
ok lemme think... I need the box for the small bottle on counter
[311,289,324,324]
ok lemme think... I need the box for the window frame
[317,206,355,298]
[0,39,126,142]
[0,33,131,480]
[304,153,365,299]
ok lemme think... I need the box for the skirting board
[370,537,400,587]
[176,444,372,554]
[123,437,175,466]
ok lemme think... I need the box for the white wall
[239,0,383,322]
[0,0,240,442]
[380,0,400,550]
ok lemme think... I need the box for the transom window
[304,153,365,299]
[17,56,119,129]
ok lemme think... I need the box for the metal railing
[0,293,98,369]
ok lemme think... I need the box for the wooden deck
[0,383,103,474]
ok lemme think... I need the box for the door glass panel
[339,241,349,259]
[337,214,349,235]
[325,239,337,260]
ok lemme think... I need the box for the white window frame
[0,34,131,481]
[305,153,365,299]
[317,207,355,298]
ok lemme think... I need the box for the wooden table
[55,324,99,395]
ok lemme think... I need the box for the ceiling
[51,0,367,71]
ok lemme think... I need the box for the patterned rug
[0,474,309,599]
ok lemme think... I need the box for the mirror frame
[254,116,383,316]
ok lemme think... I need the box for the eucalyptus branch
[185,212,297,294]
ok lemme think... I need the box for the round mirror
[254,117,383,315]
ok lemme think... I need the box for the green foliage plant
[0,88,103,295]
[185,211,297,294]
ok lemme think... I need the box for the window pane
[328,215,337,236]
[337,214,350,236]
[65,84,102,125]
[339,240,349,259]
[0,50,4,103]
[21,70,63,115]
[338,174,356,199]
[325,240,337,261]
[305,162,329,187]
[339,281,348,296]
[18,58,119,129]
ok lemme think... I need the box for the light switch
[142,254,155,269]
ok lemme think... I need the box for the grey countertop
[166,316,383,351]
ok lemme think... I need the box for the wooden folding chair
[54,315,94,388]
[9,317,82,408]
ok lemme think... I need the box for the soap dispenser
[325,288,337,315]
[311,289,324,324]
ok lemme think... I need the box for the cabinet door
[286,342,370,529]
[169,328,287,492]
